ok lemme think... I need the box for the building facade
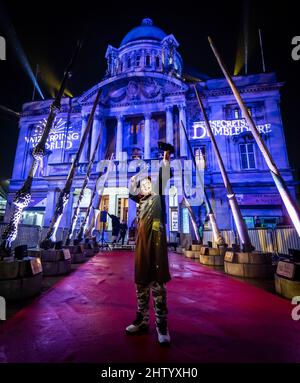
[5,18,296,240]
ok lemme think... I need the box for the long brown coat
[129,168,171,285]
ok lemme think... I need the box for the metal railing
[202,226,300,253]
[1,223,299,254]
[274,227,300,254]
[0,223,41,250]
[203,230,237,247]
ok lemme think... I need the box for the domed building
[107,17,183,78]
[5,18,296,242]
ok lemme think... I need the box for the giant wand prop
[65,124,103,245]
[78,154,115,241]
[40,87,102,249]
[1,40,82,258]
[193,84,254,251]
[208,36,300,237]
[181,120,225,246]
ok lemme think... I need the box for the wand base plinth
[0,257,42,301]
[224,251,274,279]
[29,249,72,276]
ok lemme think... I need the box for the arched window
[234,108,240,119]
[127,57,131,68]
[145,55,151,66]
[136,55,141,66]
[194,146,207,170]
[155,56,160,68]
[130,123,143,145]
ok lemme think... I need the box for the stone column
[108,191,117,231]
[166,105,173,145]
[141,50,145,70]
[116,115,123,160]
[179,104,188,157]
[151,50,155,70]
[128,197,137,232]
[99,118,106,160]
[79,113,89,163]
[144,112,151,159]
[90,113,101,161]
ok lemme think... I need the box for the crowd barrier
[202,226,300,254]
[0,223,299,254]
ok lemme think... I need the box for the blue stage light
[0,6,45,100]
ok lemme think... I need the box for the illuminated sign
[192,119,272,139]
[236,193,281,205]
[182,208,190,234]
[170,210,178,231]
[25,118,80,150]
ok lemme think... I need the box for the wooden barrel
[224,251,274,279]
[184,250,200,259]
[42,259,72,276]
[18,258,42,277]
[275,274,300,299]
[40,249,62,262]
[71,252,87,264]
[28,249,42,258]
[184,250,195,258]
[80,245,94,258]
[200,246,227,256]
[66,245,82,254]
[0,273,43,301]
[191,245,203,251]
[199,254,224,266]
[39,249,72,276]
[0,257,42,279]
[0,260,19,279]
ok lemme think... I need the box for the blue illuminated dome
[120,18,167,46]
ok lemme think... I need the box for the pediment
[78,73,188,106]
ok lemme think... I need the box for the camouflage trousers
[136,282,168,324]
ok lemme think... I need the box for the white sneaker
[126,312,149,335]
[156,320,171,345]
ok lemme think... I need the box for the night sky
[0,0,299,181]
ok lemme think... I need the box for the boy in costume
[126,143,174,345]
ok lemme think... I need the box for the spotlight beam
[0,5,45,100]
[0,104,20,119]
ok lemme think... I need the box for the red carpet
[0,251,299,363]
